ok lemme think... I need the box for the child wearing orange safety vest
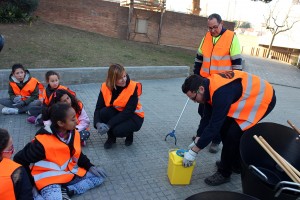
[0,128,33,200]
[14,103,107,200]
[47,89,91,146]
[27,70,75,126]
[0,64,43,115]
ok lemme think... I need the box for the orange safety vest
[10,77,43,101]
[207,71,274,131]
[31,130,86,190]
[42,85,76,106]
[200,30,234,77]
[0,158,21,200]
[101,81,144,118]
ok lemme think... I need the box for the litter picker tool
[165,98,189,145]
[287,120,300,135]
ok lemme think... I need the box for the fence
[241,46,292,63]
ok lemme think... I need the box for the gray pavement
[0,55,300,200]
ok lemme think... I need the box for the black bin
[240,122,300,200]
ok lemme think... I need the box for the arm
[230,34,242,70]
[13,139,46,185]
[107,87,138,128]
[193,38,205,75]
[12,167,33,200]
[78,152,93,170]
[93,91,106,128]
[195,80,242,149]
[76,107,90,132]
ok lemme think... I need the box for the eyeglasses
[208,24,220,31]
[191,90,199,101]
[3,144,14,154]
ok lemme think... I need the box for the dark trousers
[218,93,276,177]
[198,103,221,144]
[99,107,144,138]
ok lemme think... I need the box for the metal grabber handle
[165,98,189,145]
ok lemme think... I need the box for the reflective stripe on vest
[200,30,234,77]
[31,130,86,190]
[208,71,274,131]
[0,158,20,200]
[10,77,39,101]
[101,81,144,118]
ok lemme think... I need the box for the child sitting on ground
[27,70,75,126]
[0,64,43,115]
[48,89,91,146]
[14,103,107,200]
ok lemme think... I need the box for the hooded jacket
[8,70,39,105]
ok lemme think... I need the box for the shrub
[0,0,39,23]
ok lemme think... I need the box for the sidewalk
[0,56,299,199]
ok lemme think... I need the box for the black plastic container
[240,122,300,200]
[186,191,259,200]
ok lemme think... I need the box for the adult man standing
[181,71,276,186]
[193,13,242,153]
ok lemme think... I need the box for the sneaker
[27,116,36,124]
[61,187,74,200]
[2,107,19,115]
[204,171,231,186]
[125,133,133,146]
[104,137,116,149]
[209,143,220,153]
[215,160,241,174]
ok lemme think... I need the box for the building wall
[36,0,234,49]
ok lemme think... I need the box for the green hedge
[0,0,39,23]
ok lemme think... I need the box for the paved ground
[0,55,299,200]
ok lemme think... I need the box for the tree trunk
[266,27,278,58]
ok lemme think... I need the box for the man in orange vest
[193,13,243,153]
[181,71,276,186]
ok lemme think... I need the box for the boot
[125,132,133,146]
[104,132,116,149]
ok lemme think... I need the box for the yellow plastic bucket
[167,149,195,185]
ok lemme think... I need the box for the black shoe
[215,160,241,174]
[125,133,133,146]
[104,137,116,149]
[61,187,74,200]
[204,172,230,186]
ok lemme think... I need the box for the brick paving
[0,55,299,199]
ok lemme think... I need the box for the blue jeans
[40,172,105,200]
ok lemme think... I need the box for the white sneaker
[2,107,19,115]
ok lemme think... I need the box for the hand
[89,166,107,178]
[13,101,25,108]
[96,123,110,135]
[183,149,197,167]
[13,96,22,104]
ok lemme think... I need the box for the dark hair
[45,70,60,82]
[182,75,205,94]
[0,128,10,154]
[52,89,82,115]
[49,103,72,129]
[11,64,25,75]
[208,13,222,23]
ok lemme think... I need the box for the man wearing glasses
[192,13,242,154]
[181,71,276,186]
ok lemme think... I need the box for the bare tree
[264,0,300,58]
